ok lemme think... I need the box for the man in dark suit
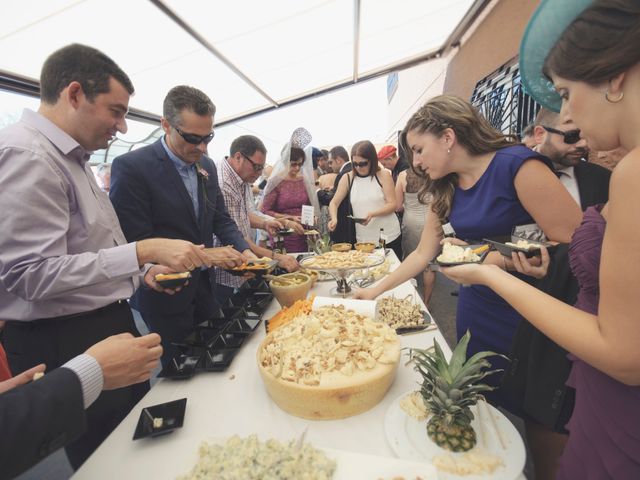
[110,86,252,367]
[0,332,161,480]
[317,146,355,244]
[503,108,611,480]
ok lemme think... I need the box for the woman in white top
[328,140,402,259]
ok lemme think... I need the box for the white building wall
[384,53,454,143]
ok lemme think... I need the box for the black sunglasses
[240,152,265,172]
[174,126,215,145]
[542,126,581,145]
[353,161,369,168]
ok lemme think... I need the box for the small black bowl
[154,272,191,289]
[133,398,187,440]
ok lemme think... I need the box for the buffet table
[73,254,523,479]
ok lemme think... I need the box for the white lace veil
[263,127,320,216]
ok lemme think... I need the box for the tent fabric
[0,0,475,123]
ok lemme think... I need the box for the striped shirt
[62,353,104,408]
[213,158,270,288]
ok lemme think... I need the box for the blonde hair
[401,95,517,221]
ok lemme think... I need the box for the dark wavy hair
[401,95,517,221]
[351,140,380,179]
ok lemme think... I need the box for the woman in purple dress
[261,128,319,253]
[443,1,640,477]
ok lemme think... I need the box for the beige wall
[444,0,540,99]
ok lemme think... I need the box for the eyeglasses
[174,126,215,145]
[353,161,369,168]
[542,126,581,145]
[289,161,304,168]
[240,152,265,172]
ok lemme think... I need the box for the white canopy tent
[0,0,488,160]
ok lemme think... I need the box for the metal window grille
[470,57,540,138]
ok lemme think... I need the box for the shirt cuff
[62,354,104,409]
[100,242,141,278]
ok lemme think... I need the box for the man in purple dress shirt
[0,44,211,469]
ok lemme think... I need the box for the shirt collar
[222,157,244,188]
[161,136,196,171]
[557,165,575,179]
[21,109,91,164]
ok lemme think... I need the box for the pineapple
[410,331,503,453]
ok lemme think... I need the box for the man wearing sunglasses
[110,85,253,368]
[212,135,299,304]
[532,108,610,209]
[504,107,611,478]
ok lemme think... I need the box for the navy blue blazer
[110,139,249,315]
[0,368,85,480]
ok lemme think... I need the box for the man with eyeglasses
[212,135,299,305]
[503,107,611,479]
[110,85,252,368]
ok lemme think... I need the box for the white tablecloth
[73,254,523,479]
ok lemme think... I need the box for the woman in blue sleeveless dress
[442,1,640,477]
[354,95,581,410]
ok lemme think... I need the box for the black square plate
[347,215,367,224]
[182,325,223,348]
[237,292,272,311]
[224,259,278,277]
[133,398,187,440]
[430,243,490,270]
[220,306,244,320]
[483,236,557,258]
[225,317,262,333]
[211,331,249,349]
[154,272,191,289]
[157,353,201,379]
[198,348,239,372]
[242,278,270,292]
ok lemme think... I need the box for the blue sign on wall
[387,72,398,103]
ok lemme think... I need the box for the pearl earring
[447,148,451,154]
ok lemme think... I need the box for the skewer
[475,400,488,448]
[480,398,506,450]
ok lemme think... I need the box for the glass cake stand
[299,253,385,297]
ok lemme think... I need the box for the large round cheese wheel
[257,310,400,420]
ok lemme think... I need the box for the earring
[605,90,624,103]
[447,148,451,154]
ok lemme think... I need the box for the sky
[209,75,390,163]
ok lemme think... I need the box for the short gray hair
[163,85,216,127]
